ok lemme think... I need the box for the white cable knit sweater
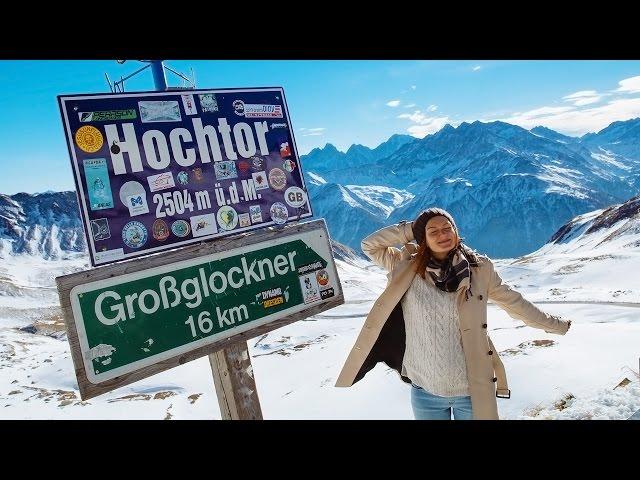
[400,274,470,397]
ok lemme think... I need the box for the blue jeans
[410,383,474,420]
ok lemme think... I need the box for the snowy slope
[1,237,639,419]
[494,195,640,303]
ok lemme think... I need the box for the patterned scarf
[425,245,474,301]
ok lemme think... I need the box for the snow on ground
[493,223,640,303]
[1,254,639,419]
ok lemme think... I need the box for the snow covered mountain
[581,117,640,159]
[546,194,640,251]
[305,119,640,258]
[303,134,414,178]
[530,126,578,145]
[0,192,85,259]
[492,195,640,304]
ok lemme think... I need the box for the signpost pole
[154,64,263,420]
[207,288,264,417]
[209,343,263,420]
[150,60,168,92]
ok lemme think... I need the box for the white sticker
[95,248,125,263]
[119,181,149,217]
[125,194,150,216]
[249,205,262,223]
[181,94,197,115]
[252,171,269,190]
[139,101,181,123]
[217,206,238,231]
[147,172,175,192]
[299,273,321,304]
[284,186,308,208]
[239,213,251,227]
[190,213,218,237]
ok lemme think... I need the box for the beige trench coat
[335,221,571,419]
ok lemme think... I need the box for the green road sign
[66,222,341,386]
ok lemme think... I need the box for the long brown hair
[414,235,480,279]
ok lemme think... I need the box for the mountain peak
[581,116,640,147]
[596,116,640,134]
[387,133,415,142]
[530,125,577,143]
[322,143,340,152]
[346,143,371,154]
[307,143,342,157]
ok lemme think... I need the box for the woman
[335,207,572,420]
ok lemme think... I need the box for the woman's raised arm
[361,221,415,272]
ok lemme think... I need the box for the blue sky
[2,59,640,194]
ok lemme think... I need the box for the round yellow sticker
[75,125,104,153]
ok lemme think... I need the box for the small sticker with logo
[125,194,149,217]
[249,205,262,223]
[250,156,265,171]
[233,100,245,116]
[95,248,125,263]
[214,161,238,180]
[252,171,269,190]
[268,168,287,191]
[139,101,181,123]
[270,122,287,129]
[238,213,251,227]
[244,104,283,118]
[199,93,218,113]
[78,109,137,122]
[298,261,324,276]
[270,202,289,225]
[282,159,296,173]
[316,269,331,289]
[177,171,189,185]
[122,221,148,249]
[181,94,197,115]
[284,186,308,208]
[83,158,114,211]
[256,286,288,309]
[119,181,149,217]
[152,219,170,241]
[299,273,321,304]
[192,167,204,182]
[320,287,335,300]
[263,296,284,308]
[217,205,238,231]
[190,213,218,237]
[171,219,191,238]
[279,141,292,158]
[75,125,104,153]
[147,172,175,192]
[237,161,250,174]
[90,218,110,241]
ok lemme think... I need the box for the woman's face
[425,216,458,256]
